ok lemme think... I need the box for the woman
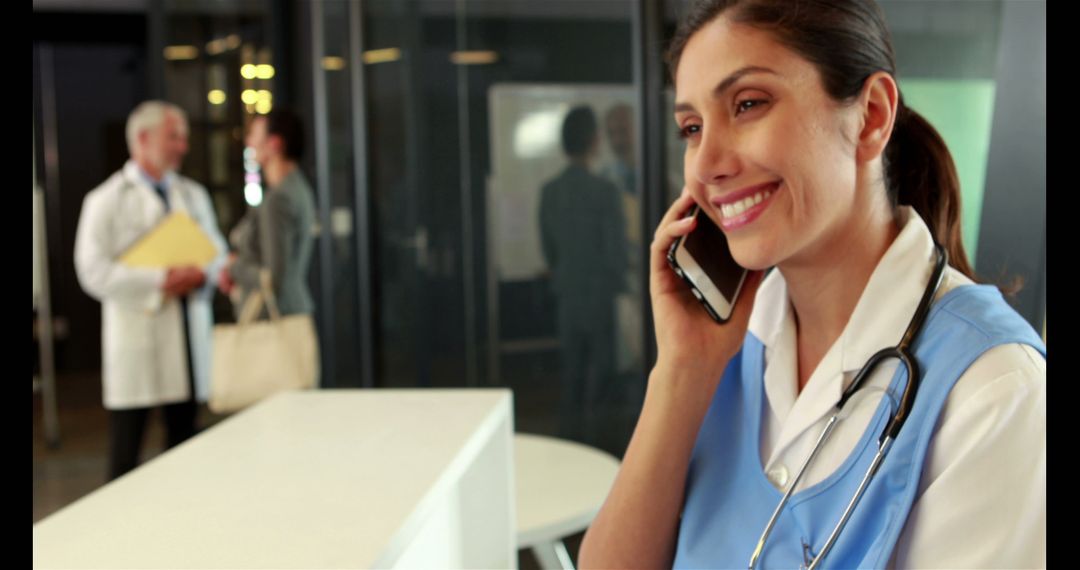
[577,1,1045,567]
[219,108,316,320]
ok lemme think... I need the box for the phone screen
[683,209,745,301]
[666,205,749,322]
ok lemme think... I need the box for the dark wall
[34,12,148,372]
[975,1,1046,331]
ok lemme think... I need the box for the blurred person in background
[219,108,317,321]
[74,100,227,480]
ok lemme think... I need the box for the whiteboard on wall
[487,83,686,282]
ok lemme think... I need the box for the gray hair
[125,101,187,155]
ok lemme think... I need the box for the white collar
[123,160,177,191]
[748,207,941,439]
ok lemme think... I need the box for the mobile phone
[666,205,749,323]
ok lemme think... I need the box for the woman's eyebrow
[674,66,780,114]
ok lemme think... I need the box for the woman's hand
[217,253,237,295]
[580,189,766,570]
[650,187,765,385]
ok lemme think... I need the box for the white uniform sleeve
[890,343,1046,569]
[73,189,166,311]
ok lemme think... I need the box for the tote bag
[209,271,319,413]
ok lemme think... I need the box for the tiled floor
[32,370,225,524]
[33,370,118,523]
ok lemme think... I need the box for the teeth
[720,189,773,220]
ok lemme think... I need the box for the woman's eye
[678,124,700,139]
[735,99,768,116]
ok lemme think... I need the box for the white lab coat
[74,160,227,410]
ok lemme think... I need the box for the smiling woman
[671,17,904,277]
[577,1,1046,568]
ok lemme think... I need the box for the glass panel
[318,0,363,386]
[468,1,646,456]
[882,0,1003,262]
[162,0,271,236]
[362,2,427,388]
[360,1,646,456]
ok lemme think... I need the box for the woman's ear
[855,71,900,164]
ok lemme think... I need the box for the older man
[74,101,227,479]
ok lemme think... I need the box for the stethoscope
[748,242,948,570]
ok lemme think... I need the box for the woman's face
[674,16,864,271]
[245,117,272,165]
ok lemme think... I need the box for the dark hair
[562,105,598,158]
[264,107,305,161]
[667,0,990,288]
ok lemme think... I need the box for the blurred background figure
[539,105,628,448]
[599,102,646,397]
[219,107,316,323]
[73,100,227,480]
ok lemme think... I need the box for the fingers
[654,187,698,240]
[651,188,699,273]
[163,266,205,297]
